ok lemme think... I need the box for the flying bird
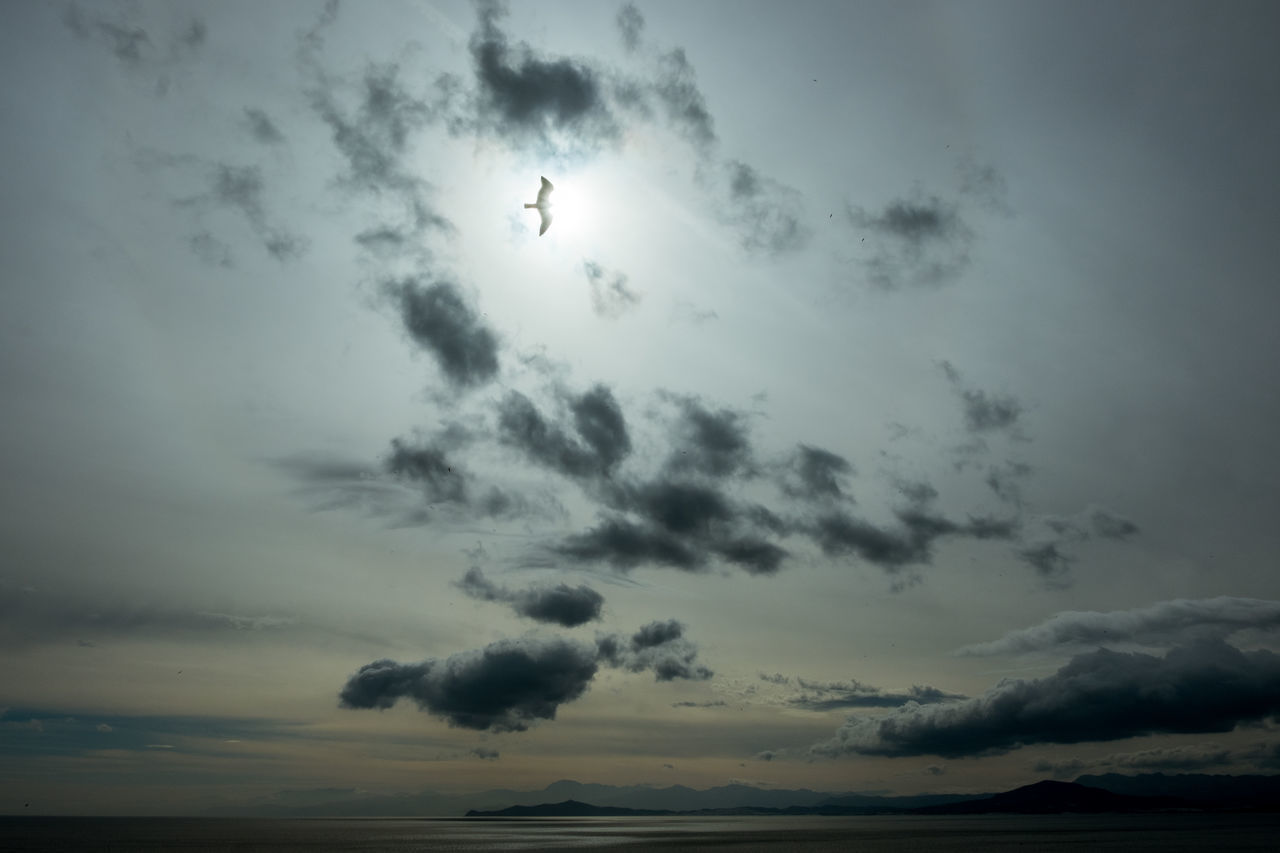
[524,176,554,236]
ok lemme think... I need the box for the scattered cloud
[722,161,809,255]
[956,596,1280,657]
[178,163,309,261]
[583,260,641,318]
[616,4,645,53]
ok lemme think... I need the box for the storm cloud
[583,260,641,317]
[339,636,600,731]
[814,639,1280,758]
[341,621,711,729]
[956,596,1280,657]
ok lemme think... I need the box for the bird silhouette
[524,176,554,236]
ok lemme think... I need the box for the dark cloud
[723,161,809,255]
[814,639,1280,758]
[847,191,973,289]
[664,395,754,478]
[386,278,500,390]
[788,679,964,711]
[758,672,791,685]
[385,438,469,505]
[280,447,549,526]
[1017,541,1076,585]
[497,385,631,479]
[810,507,1015,574]
[780,445,854,501]
[467,1,620,156]
[456,568,605,627]
[554,516,704,571]
[672,700,728,709]
[583,260,641,318]
[339,636,601,731]
[341,622,711,729]
[470,746,500,760]
[616,4,645,53]
[242,108,286,145]
[956,596,1280,657]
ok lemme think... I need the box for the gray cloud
[814,639,1280,758]
[385,278,500,390]
[1017,541,1076,585]
[457,568,605,627]
[616,4,645,53]
[939,361,1024,436]
[0,583,294,649]
[788,678,964,711]
[779,445,854,502]
[723,161,809,255]
[178,164,309,261]
[307,62,452,237]
[242,108,286,145]
[847,190,974,289]
[654,48,717,152]
[470,746,500,760]
[583,260,641,318]
[956,596,1280,657]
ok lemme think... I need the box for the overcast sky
[3,0,1280,815]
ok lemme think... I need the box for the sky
[2,0,1280,815]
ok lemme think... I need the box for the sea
[2,814,1279,851]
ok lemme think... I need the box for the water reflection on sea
[3,814,1279,851]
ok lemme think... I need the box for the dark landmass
[205,773,1280,818]
[911,780,1193,814]
[1076,772,1280,810]
[465,777,1280,818]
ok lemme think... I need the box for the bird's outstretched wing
[538,209,553,236]
[536,176,554,205]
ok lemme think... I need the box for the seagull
[524,176,554,236]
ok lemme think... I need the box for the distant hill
[912,780,1193,815]
[1076,773,1280,811]
[466,800,671,817]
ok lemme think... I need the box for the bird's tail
[524,203,537,209]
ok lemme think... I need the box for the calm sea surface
[2,814,1279,851]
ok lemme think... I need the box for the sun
[545,179,594,240]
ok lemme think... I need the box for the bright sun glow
[545,179,593,240]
